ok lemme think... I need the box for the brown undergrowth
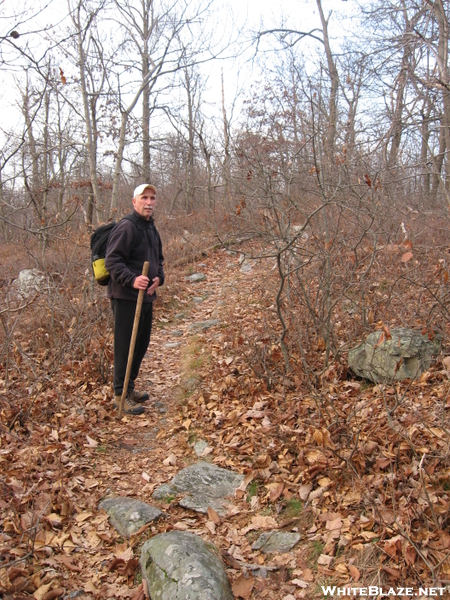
[0,234,450,599]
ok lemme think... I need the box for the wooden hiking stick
[118,261,149,419]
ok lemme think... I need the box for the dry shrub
[0,210,219,430]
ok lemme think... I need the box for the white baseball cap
[133,183,156,198]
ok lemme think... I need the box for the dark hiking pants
[111,298,153,396]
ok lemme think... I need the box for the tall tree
[113,0,157,183]
[69,0,109,223]
[108,0,216,215]
[315,0,339,160]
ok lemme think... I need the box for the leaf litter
[1,247,450,598]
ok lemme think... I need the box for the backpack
[90,213,143,285]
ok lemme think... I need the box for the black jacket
[105,210,164,303]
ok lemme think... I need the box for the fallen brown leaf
[269,482,284,502]
[326,517,342,531]
[237,472,254,492]
[401,251,413,262]
[232,574,254,599]
[302,568,314,582]
[42,588,65,600]
[58,555,82,572]
[291,579,309,588]
[383,566,401,579]
[163,453,177,466]
[404,545,417,565]
[130,583,145,600]
[207,507,220,523]
[220,550,242,569]
[33,583,52,600]
[85,435,98,447]
[348,564,360,581]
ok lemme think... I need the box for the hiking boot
[129,389,149,403]
[114,394,145,416]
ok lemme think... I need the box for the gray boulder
[141,531,233,600]
[13,269,46,298]
[348,328,441,383]
[152,462,244,515]
[99,497,164,537]
[251,531,301,553]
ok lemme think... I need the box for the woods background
[2,0,450,594]
[2,0,450,392]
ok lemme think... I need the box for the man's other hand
[147,277,160,295]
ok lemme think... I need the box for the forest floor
[1,243,450,599]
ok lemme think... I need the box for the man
[105,184,164,415]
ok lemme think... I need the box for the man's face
[133,188,156,220]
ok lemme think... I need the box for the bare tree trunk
[87,182,94,229]
[74,4,102,218]
[387,42,411,167]
[41,89,50,248]
[22,81,43,224]
[434,0,450,199]
[111,110,129,214]
[23,86,40,203]
[197,126,213,211]
[420,107,431,200]
[316,0,339,160]
[221,70,231,203]
[342,58,364,161]
[110,63,159,214]
[142,0,151,182]
[185,68,195,213]
[431,119,446,204]
[55,92,66,215]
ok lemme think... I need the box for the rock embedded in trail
[251,531,301,553]
[141,531,233,600]
[155,401,168,414]
[99,497,164,537]
[188,319,220,332]
[152,461,244,515]
[240,260,253,273]
[193,440,209,456]
[185,273,207,282]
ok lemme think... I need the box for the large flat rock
[99,497,164,537]
[141,531,233,600]
[152,462,244,515]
